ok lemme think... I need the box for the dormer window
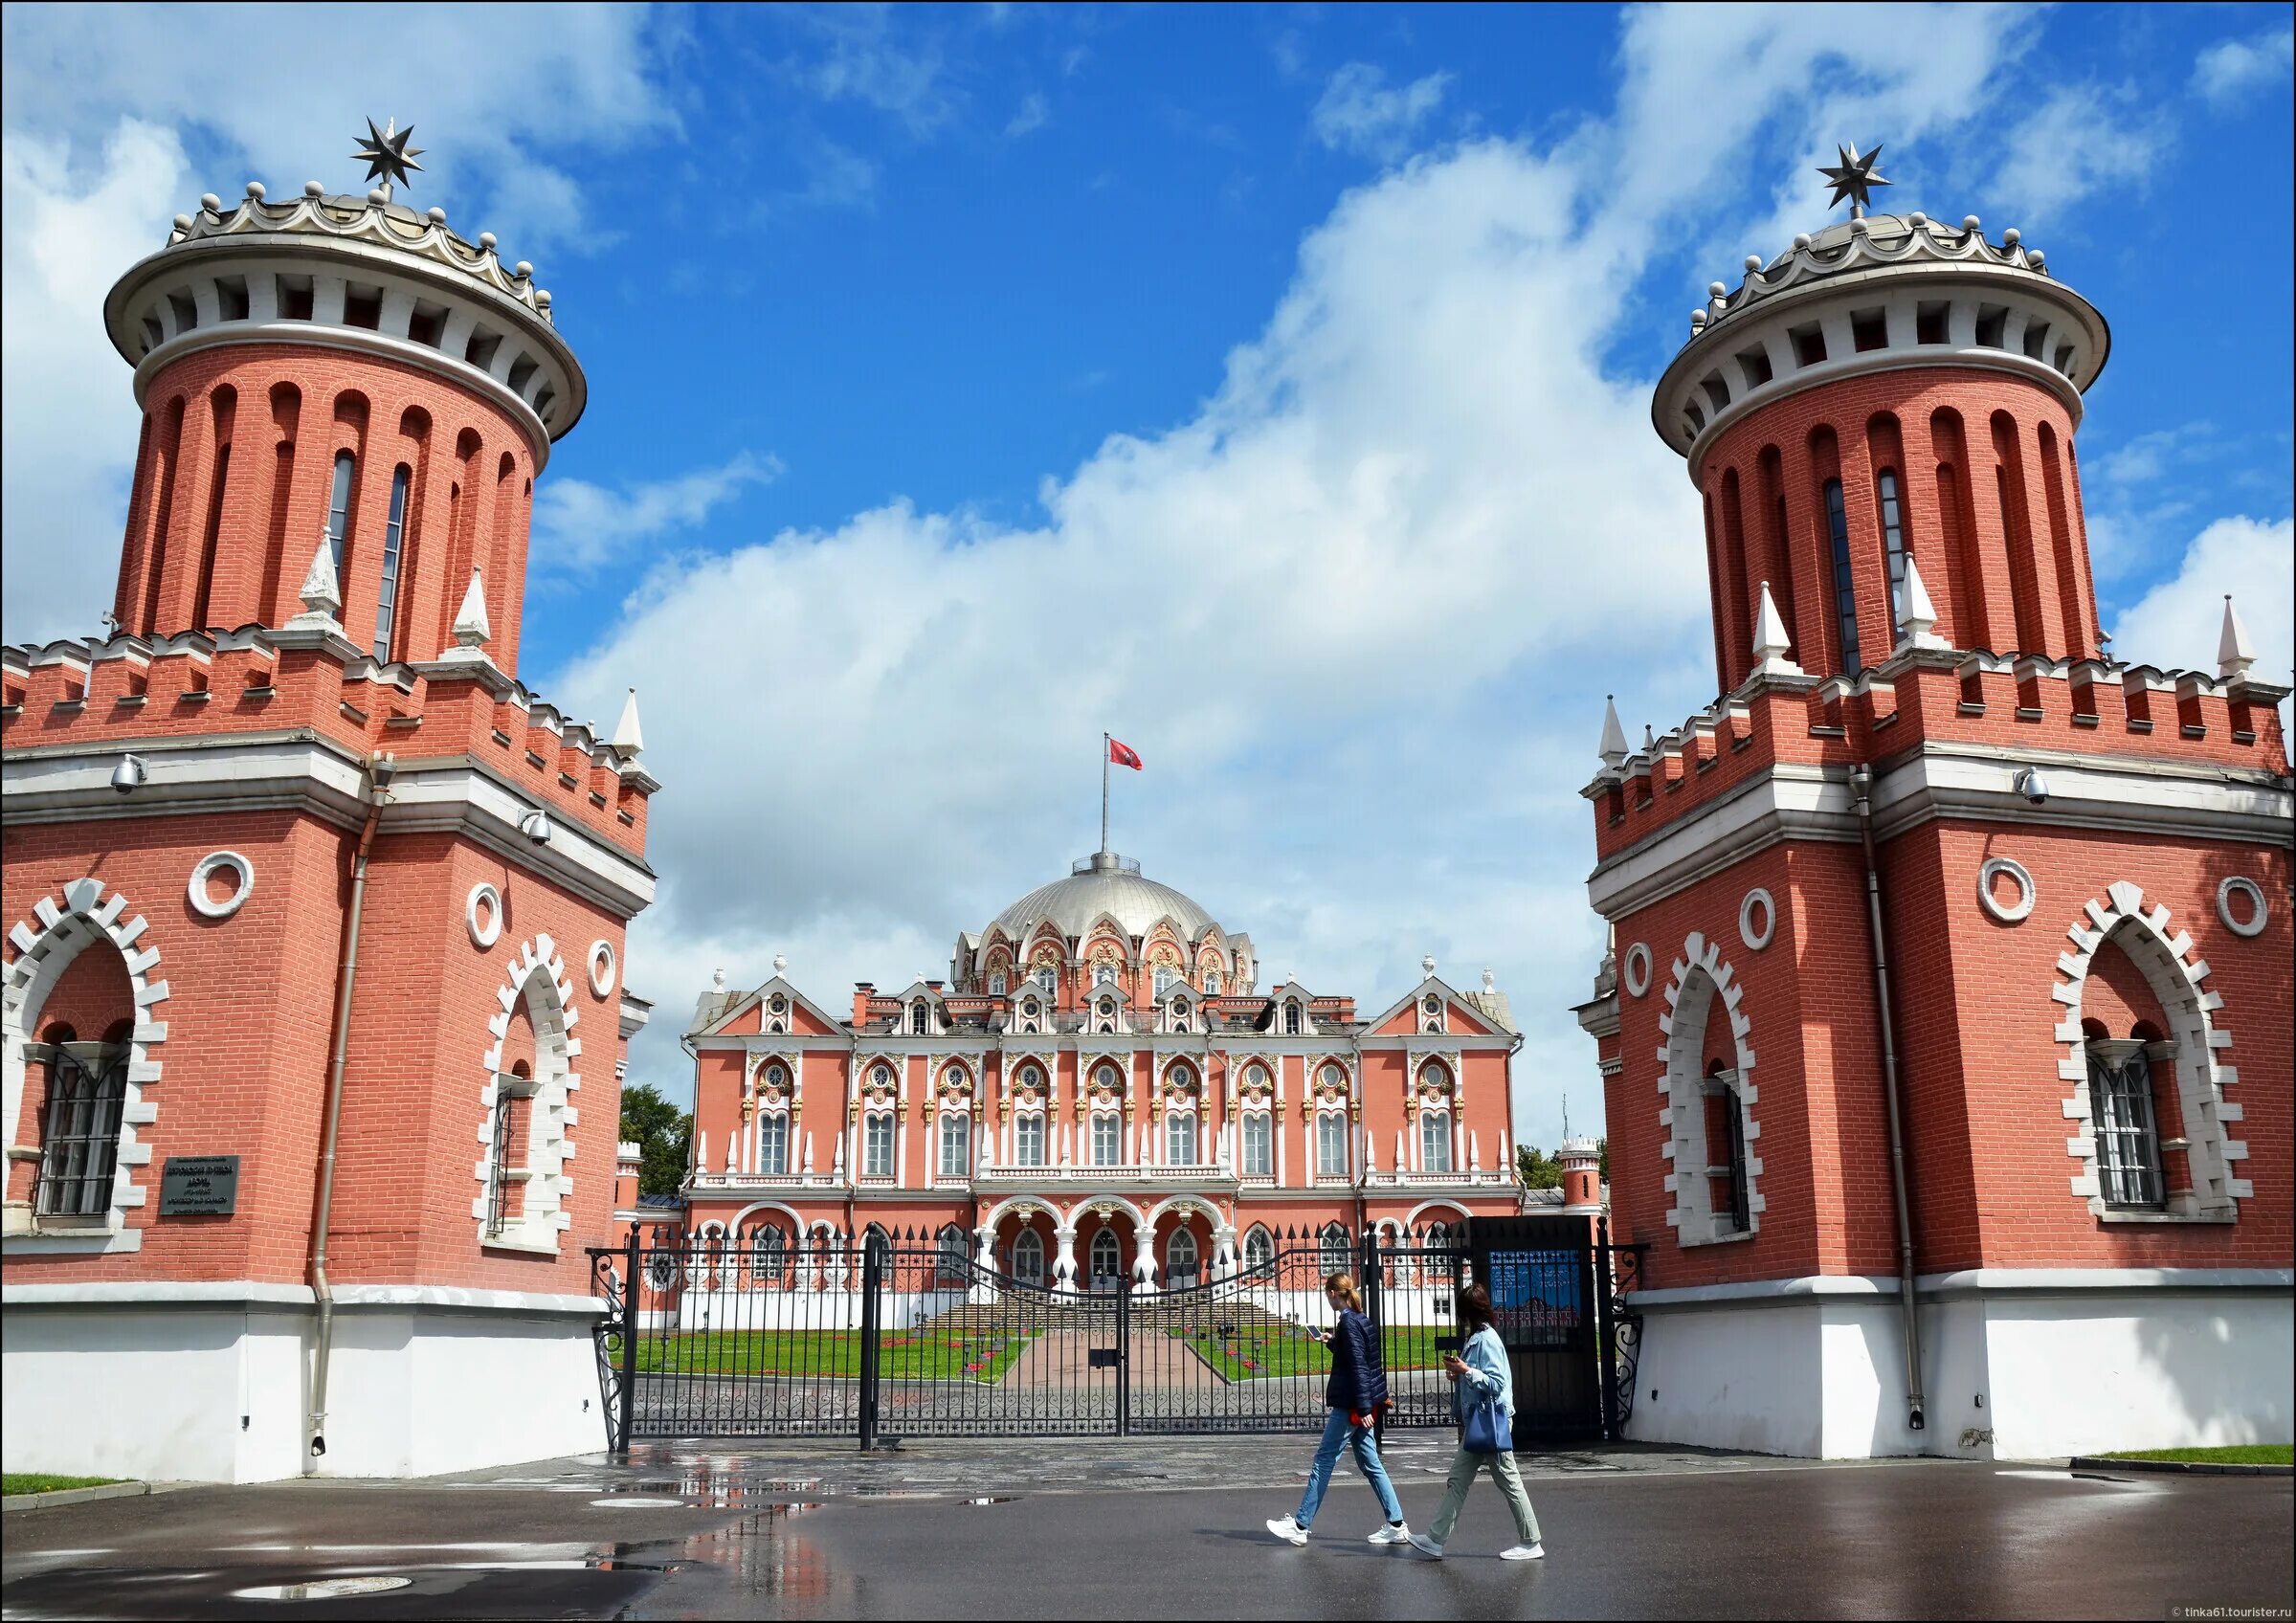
[1283,1003,1302,1035]
[910,1003,929,1035]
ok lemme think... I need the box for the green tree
[1514,1143,1562,1190]
[1596,1137,1609,1182]
[619,1081,692,1200]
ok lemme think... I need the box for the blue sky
[4,4,2291,1147]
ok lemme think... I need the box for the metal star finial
[1817,142,1891,218]
[351,117,425,195]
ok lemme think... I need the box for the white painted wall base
[2,1291,608,1483]
[1624,1271,2294,1458]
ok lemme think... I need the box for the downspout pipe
[305,753,390,1470]
[1850,763,1928,1434]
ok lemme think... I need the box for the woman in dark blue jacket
[1264,1273,1412,1547]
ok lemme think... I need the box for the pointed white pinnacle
[2218,595,2256,681]
[1899,557,1946,650]
[1598,694,1629,767]
[612,686,644,759]
[1750,581,1804,676]
[289,531,343,627]
[451,567,492,649]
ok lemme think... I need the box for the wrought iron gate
[591,1219,1646,1447]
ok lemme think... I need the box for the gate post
[858,1234,881,1451]
[1362,1224,1385,1448]
[1594,1216,1619,1440]
[1115,1284,1130,1436]
[616,1227,639,1456]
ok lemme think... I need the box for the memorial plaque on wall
[159,1155,239,1216]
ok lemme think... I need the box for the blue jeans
[1294,1408,1404,1528]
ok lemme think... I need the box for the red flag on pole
[1107,738,1143,770]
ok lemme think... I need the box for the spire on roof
[449,567,491,651]
[2218,594,2256,681]
[1750,582,1805,677]
[1899,557,1947,650]
[287,532,343,629]
[612,686,644,759]
[1598,694,1629,767]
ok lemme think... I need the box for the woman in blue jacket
[1264,1273,1412,1547]
[1410,1282,1544,1560]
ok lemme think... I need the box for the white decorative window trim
[1978,857,2036,924]
[2216,876,2267,940]
[2053,880,2248,1222]
[1738,887,1775,950]
[186,852,254,921]
[2,878,168,1248]
[1622,942,1653,997]
[1656,932,1764,1247]
[466,882,504,948]
[587,939,616,997]
[471,933,581,1251]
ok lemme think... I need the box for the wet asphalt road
[3,1440,2289,1620]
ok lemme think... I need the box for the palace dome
[989,851,1223,945]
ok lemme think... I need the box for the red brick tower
[2,145,659,1482]
[1576,151,2292,1459]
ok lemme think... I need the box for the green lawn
[620,1329,1036,1383]
[2100,1444,2292,1466]
[1176,1324,1451,1380]
[3,1474,124,1496]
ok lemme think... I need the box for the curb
[2068,1456,2293,1478]
[2,1481,151,1512]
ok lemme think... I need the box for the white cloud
[2111,515,2295,687]
[789,6,958,137]
[1311,63,1454,163]
[2193,28,2295,106]
[531,453,778,579]
[1990,84,2168,227]
[1005,93,1050,139]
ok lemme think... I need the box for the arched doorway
[1011,1227,1046,1287]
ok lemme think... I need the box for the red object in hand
[1108,738,1143,770]
[1350,1411,1373,1430]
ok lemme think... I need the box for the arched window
[1092,1112,1122,1167]
[752,1225,787,1287]
[862,1112,894,1177]
[1243,1225,1275,1274]
[372,464,410,660]
[1011,1227,1045,1286]
[1167,1227,1199,1288]
[1167,1112,1198,1166]
[1319,1222,1352,1276]
[864,1224,892,1269]
[910,1002,929,1035]
[1316,1112,1348,1177]
[1095,963,1117,987]
[1875,467,1909,632]
[33,1034,126,1217]
[938,1111,971,1179]
[1283,1002,1303,1035]
[1242,1113,1272,1177]
[1420,1109,1453,1174]
[1708,1059,1751,1232]
[1823,477,1861,670]
[2085,1038,2164,1210]
[757,1112,789,1176]
[1015,1114,1046,1167]
[936,1223,970,1285]
[1153,966,1174,998]
[988,970,1007,996]
[1205,968,1223,994]
[1423,1219,1452,1255]
[324,448,358,575]
[485,1059,533,1238]
[1089,1227,1123,1287]
[1035,966,1056,993]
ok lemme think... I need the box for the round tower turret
[1658,164,2114,692]
[99,161,584,673]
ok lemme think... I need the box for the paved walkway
[5,1440,2287,1619]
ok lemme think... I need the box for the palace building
[677,847,1526,1293]
[1576,150,2292,1459]
[1,131,658,1483]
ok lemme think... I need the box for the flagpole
[1101,733,1110,855]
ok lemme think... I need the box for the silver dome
[989,851,1223,945]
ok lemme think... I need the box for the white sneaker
[1408,1533,1445,1559]
[1500,1543,1545,1561]
[1265,1515,1309,1546]
[1367,1522,1412,1545]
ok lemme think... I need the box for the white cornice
[1631,1267,2292,1310]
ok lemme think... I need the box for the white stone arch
[1657,932,1764,1246]
[727,1198,807,1235]
[1145,1192,1221,1231]
[1062,1191,1150,1232]
[979,1192,1078,1233]
[1405,1197,1473,1229]
[471,933,581,1248]
[2052,880,2249,1219]
[3,878,167,1246]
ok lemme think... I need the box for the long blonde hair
[1324,1272,1363,1309]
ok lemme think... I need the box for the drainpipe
[1850,763,1928,1434]
[305,752,390,1470]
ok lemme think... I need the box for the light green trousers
[1426,1443,1540,1546]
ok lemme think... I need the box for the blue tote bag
[1461,1385,1513,1455]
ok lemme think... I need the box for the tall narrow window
[1243,1113,1272,1176]
[863,1113,894,1177]
[1316,1113,1347,1177]
[2087,1043,2164,1210]
[753,1226,787,1287]
[1015,1115,1046,1167]
[1011,1228,1045,1286]
[1243,1227,1275,1274]
[909,1002,929,1035]
[757,1113,789,1176]
[939,1112,970,1179]
[1823,478,1861,670]
[1875,468,1909,634]
[33,1040,126,1217]
[373,465,410,660]
[1723,1091,1751,1231]
[1421,1110,1453,1174]
[1089,1227,1123,1286]
[1283,1003,1303,1035]
[1167,1227,1199,1288]
[325,450,358,576]
[1167,1113,1198,1166]
[935,1224,969,1284]
[1092,1113,1121,1167]
[191,445,231,634]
